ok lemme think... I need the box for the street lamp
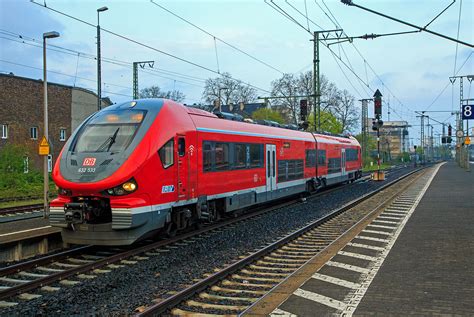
[43,31,60,218]
[97,6,108,111]
[218,87,228,112]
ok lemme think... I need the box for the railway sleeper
[184,299,249,311]
[211,285,267,295]
[199,292,257,303]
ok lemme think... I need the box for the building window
[60,128,66,141]
[30,127,38,140]
[1,124,7,139]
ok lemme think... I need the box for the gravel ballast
[1,166,416,316]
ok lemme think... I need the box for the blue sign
[462,104,474,120]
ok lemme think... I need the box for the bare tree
[202,72,258,108]
[139,86,186,102]
[331,89,359,133]
[270,73,299,125]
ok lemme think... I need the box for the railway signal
[300,99,308,121]
[373,89,382,117]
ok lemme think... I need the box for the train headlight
[104,179,138,196]
[122,181,137,192]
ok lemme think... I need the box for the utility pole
[416,112,428,165]
[360,98,371,166]
[132,60,154,99]
[310,29,344,131]
[450,75,474,166]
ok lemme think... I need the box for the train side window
[250,144,263,168]
[317,150,326,166]
[178,138,185,157]
[203,142,212,171]
[158,138,174,169]
[215,143,230,171]
[305,149,316,167]
[234,143,246,169]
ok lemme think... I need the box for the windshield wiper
[96,127,120,152]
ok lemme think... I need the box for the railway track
[0,165,416,311]
[0,204,43,223]
[0,177,367,307]
[136,167,428,316]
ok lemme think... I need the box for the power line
[30,0,272,94]
[425,51,473,111]
[150,0,284,75]
[0,29,208,85]
[318,2,415,120]
[0,59,133,98]
[452,0,463,76]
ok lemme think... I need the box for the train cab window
[158,138,174,169]
[73,110,146,153]
[215,143,230,171]
[178,138,185,157]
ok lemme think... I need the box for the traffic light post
[372,89,384,181]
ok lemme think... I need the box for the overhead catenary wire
[30,1,272,94]
[0,36,206,91]
[317,1,416,120]
[150,0,284,75]
[0,29,208,84]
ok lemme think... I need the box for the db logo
[83,158,96,166]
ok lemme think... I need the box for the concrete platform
[244,162,473,316]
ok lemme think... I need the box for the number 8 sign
[462,104,474,120]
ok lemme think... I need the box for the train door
[266,144,277,198]
[341,148,346,177]
[176,134,189,200]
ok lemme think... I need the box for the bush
[0,145,49,198]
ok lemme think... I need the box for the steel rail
[137,167,425,316]
[0,204,43,216]
[0,179,352,301]
[0,165,404,301]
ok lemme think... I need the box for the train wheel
[165,222,177,238]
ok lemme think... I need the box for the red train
[50,99,362,245]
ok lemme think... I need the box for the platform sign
[462,104,473,120]
[38,136,50,156]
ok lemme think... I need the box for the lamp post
[97,6,108,111]
[43,31,60,218]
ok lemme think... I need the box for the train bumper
[50,206,170,246]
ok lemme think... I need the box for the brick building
[0,73,112,171]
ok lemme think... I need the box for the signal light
[448,125,452,137]
[300,99,308,121]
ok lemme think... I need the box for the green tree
[307,111,343,134]
[251,108,284,123]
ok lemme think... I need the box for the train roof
[182,103,359,146]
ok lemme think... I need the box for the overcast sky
[1,0,473,143]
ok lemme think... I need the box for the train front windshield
[73,110,146,153]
